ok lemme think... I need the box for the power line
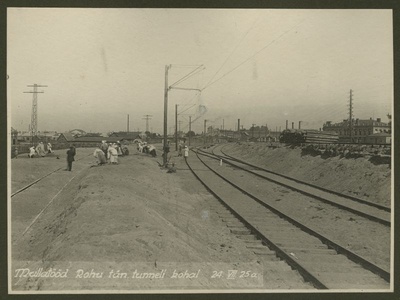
[170,64,204,68]
[204,14,261,89]
[169,65,205,88]
[201,18,307,91]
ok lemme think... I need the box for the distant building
[11,127,18,145]
[109,131,144,141]
[72,136,121,148]
[323,118,391,144]
[57,132,75,144]
[17,133,45,144]
[365,133,391,145]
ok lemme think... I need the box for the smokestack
[286,120,288,130]
[127,114,130,132]
[238,119,240,132]
[292,122,294,129]
[299,121,301,129]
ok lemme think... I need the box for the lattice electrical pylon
[142,114,152,132]
[24,84,47,143]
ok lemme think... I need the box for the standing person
[116,141,123,156]
[184,145,189,159]
[36,142,45,157]
[71,144,76,156]
[109,144,118,164]
[14,147,18,159]
[107,143,113,163]
[66,146,76,171]
[40,142,46,156]
[178,143,183,157]
[28,146,36,158]
[47,142,53,153]
[100,140,108,157]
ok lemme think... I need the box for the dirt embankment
[223,143,391,206]
[13,149,263,290]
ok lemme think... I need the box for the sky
[7,8,393,134]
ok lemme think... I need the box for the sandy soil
[11,146,273,291]
[10,141,391,291]
[222,142,391,206]
[199,153,390,271]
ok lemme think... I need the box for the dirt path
[11,146,270,291]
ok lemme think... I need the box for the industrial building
[322,118,391,144]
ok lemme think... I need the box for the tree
[186,130,196,137]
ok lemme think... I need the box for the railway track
[11,153,93,198]
[217,144,390,212]
[197,145,390,227]
[185,148,390,290]
[11,151,95,240]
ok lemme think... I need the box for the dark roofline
[73,136,121,142]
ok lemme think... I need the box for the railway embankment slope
[223,143,391,207]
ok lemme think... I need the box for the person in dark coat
[66,146,76,171]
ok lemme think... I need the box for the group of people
[135,140,157,157]
[28,142,53,158]
[93,140,128,165]
[161,141,189,168]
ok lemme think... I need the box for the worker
[28,146,36,158]
[184,145,189,159]
[66,145,76,171]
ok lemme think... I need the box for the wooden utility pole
[127,114,130,132]
[349,89,353,143]
[189,116,192,146]
[204,119,207,145]
[175,104,178,150]
[163,65,170,166]
[164,64,202,164]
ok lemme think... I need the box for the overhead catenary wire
[170,64,204,68]
[201,18,307,91]
[169,64,205,88]
[203,14,261,89]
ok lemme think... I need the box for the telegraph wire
[201,18,307,91]
[203,14,261,89]
[169,64,205,88]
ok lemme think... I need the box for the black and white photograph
[6,6,394,294]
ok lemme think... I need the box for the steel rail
[218,144,390,213]
[185,152,327,289]
[191,149,390,283]
[11,153,92,198]
[196,148,390,227]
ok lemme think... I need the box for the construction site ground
[10,142,392,292]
